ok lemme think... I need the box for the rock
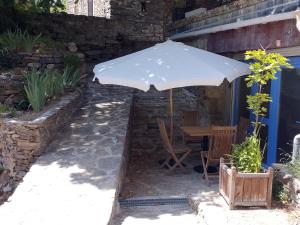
[3,184,12,192]
[27,63,41,68]
[47,64,55,69]
[68,42,78,52]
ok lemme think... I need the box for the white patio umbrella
[93,40,250,142]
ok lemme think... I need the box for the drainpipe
[292,134,300,162]
[170,10,300,40]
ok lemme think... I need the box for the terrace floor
[115,149,299,225]
[120,150,218,199]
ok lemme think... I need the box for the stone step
[111,204,199,225]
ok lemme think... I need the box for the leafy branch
[245,49,292,136]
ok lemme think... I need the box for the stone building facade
[66,0,174,22]
[168,0,300,165]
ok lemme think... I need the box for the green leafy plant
[0,29,41,53]
[0,103,16,115]
[2,0,66,13]
[232,135,262,173]
[0,163,4,173]
[62,66,81,88]
[272,179,291,203]
[232,50,292,173]
[245,50,292,136]
[24,70,47,112]
[287,156,300,179]
[22,31,42,52]
[63,53,80,70]
[44,69,64,97]
[0,30,22,52]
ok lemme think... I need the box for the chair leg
[160,156,171,169]
[169,150,192,171]
[201,151,209,181]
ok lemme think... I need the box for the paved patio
[120,150,218,199]
[117,149,299,225]
[0,82,134,225]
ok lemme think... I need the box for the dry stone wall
[24,13,167,73]
[67,0,174,22]
[0,89,83,183]
[0,69,25,107]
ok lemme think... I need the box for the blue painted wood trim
[266,71,281,165]
[232,79,240,126]
[266,56,300,165]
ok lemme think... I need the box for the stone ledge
[0,89,84,182]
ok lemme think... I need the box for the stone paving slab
[195,192,297,225]
[112,205,199,225]
[0,83,134,225]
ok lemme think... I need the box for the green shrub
[0,30,22,52]
[272,179,291,203]
[22,31,42,52]
[0,29,41,53]
[44,69,64,97]
[231,135,262,173]
[24,70,47,112]
[287,156,300,179]
[63,53,80,70]
[62,66,81,88]
[0,103,16,115]
[0,163,4,173]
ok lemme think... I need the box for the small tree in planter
[219,49,292,209]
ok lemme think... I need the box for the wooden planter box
[219,158,274,209]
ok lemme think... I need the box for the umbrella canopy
[93,40,250,91]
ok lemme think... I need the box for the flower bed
[0,88,83,204]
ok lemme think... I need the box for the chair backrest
[157,119,173,153]
[181,111,200,126]
[236,117,250,143]
[208,126,237,161]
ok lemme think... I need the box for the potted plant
[219,49,292,209]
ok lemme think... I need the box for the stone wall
[131,84,231,153]
[24,12,167,73]
[0,69,25,107]
[0,89,83,182]
[67,0,174,22]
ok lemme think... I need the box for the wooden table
[180,126,216,174]
[180,126,213,137]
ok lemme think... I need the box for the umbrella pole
[169,89,173,144]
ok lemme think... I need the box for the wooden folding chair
[201,126,237,180]
[181,111,202,145]
[157,119,192,171]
